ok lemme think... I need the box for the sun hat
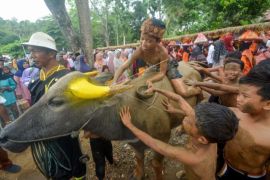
[238,30,262,41]
[22,32,57,51]
[194,33,208,44]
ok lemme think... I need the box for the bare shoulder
[229,107,241,114]
[158,45,168,60]
[229,107,244,121]
[132,47,142,58]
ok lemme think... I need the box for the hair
[225,51,242,60]
[239,59,270,100]
[140,18,166,42]
[224,51,244,70]
[102,65,109,72]
[195,102,239,143]
[224,59,244,70]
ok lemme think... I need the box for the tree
[44,0,80,52]
[75,0,93,65]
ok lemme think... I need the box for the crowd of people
[0,17,270,180]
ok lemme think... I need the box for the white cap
[266,40,270,48]
[22,32,57,51]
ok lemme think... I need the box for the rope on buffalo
[114,58,170,85]
[31,140,72,178]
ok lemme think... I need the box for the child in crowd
[218,59,270,180]
[120,88,238,180]
[113,18,200,98]
[0,70,19,119]
[187,52,243,107]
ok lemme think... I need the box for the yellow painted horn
[68,77,132,99]
[84,70,98,77]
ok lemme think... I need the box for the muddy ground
[0,129,188,180]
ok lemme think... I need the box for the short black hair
[195,103,239,143]
[224,59,244,70]
[225,51,242,60]
[239,59,270,100]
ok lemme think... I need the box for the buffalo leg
[151,152,164,180]
[132,149,145,180]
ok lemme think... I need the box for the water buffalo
[0,62,202,179]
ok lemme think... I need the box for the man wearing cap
[22,32,86,180]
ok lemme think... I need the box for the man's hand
[145,81,155,94]
[146,80,153,88]
[184,79,197,87]
[162,99,185,115]
[190,64,204,72]
[120,106,133,127]
[162,98,184,114]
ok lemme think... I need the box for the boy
[120,88,239,180]
[217,59,270,179]
[113,18,200,97]
[188,55,244,107]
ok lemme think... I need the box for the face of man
[140,34,158,51]
[28,46,52,68]
[224,62,242,81]
[237,84,266,114]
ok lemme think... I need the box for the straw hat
[238,30,262,41]
[194,33,208,44]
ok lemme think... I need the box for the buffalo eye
[48,97,65,107]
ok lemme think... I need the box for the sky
[0,0,51,22]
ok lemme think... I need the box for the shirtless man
[217,59,270,179]
[120,88,238,180]
[188,57,243,107]
[112,18,200,97]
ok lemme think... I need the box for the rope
[31,140,72,178]
[114,58,169,85]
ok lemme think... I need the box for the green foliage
[0,40,25,58]
[36,17,68,51]
[163,0,270,36]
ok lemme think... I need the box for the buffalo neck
[83,95,135,141]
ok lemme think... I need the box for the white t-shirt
[67,58,75,68]
[207,44,215,64]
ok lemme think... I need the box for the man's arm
[193,82,239,94]
[200,86,226,96]
[192,66,223,83]
[154,88,194,118]
[120,107,199,166]
[112,50,139,83]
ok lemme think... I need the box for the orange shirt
[182,52,189,62]
[241,49,254,75]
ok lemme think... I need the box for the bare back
[185,142,217,180]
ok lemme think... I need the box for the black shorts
[217,162,266,180]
